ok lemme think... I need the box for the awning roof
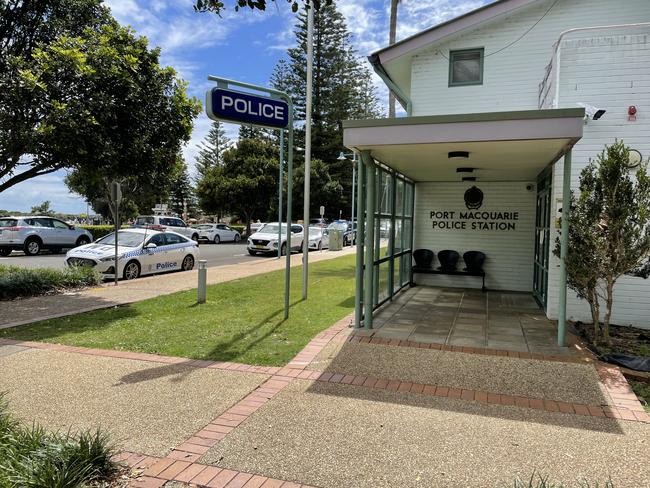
[342,108,584,182]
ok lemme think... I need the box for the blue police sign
[206,87,289,129]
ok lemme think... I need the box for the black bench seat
[412,266,487,292]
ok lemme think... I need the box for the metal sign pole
[285,113,294,319]
[114,198,119,286]
[302,0,314,300]
[278,130,284,259]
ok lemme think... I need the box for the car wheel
[76,236,91,247]
[248,250,258,256]
[234,234,241,243]
[123,260,140,280]
[181,254,195,271]
[318,241,322,251]
[280,243,287,256]
[298,241,304,253]
[0,248,11,256]
[213,234,220,244]
[23,238,41,256]
[192,233,200,243]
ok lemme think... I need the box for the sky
[0,0,488,214]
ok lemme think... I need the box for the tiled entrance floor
[369,286,570,355]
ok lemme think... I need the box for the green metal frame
[448,48,484,87]
[557,149,572,347]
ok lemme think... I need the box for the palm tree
[388,0,400,118]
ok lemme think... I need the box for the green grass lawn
[0,253,356,366]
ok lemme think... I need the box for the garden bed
[0,264,101,300]
[573,321,650,411]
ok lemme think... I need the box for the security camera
[577,102,606,120]
[526,184,534,191]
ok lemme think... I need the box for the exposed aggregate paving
[0,348,267,456]
[306,341,610,405]
[200,379,649,488]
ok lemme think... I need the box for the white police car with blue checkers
[65,228,199,280]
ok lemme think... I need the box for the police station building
[344,0,650,346]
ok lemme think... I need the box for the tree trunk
[603,278,615,345]
[588,288,600,340]
[388,0,399,118]
[244,212,251,238]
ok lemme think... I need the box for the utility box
[329,229,343,251]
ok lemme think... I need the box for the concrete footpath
[0,247,356,329]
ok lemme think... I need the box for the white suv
[247,222,304,256]
[134,215,200,243]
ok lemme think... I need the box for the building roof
[373,0,542,65]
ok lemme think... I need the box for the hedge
[0,264,101,300]
[78,225,130,241]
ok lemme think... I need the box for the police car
[65,228,199,280]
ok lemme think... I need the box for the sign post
[206,76,294,319]
[109,181,122,286]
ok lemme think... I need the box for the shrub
[0,265,101,300]
[0,393,118,488]
[513,473,614,487]
[230,224,246,236]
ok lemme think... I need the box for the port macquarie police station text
[430,210,519,231]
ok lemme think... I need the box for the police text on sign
[206,87,289,129]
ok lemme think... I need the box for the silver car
[134,215,200,243]
[0,216,93,256]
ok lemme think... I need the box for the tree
[1,1,200,199]
[388,0,401,117]
[194,0,330,15]
[195,121,232,180]
[284,2,381,217]
[196,138,278,236]
[168,159,198,220]
[555,141,650,344]
[1,0,112,191]
[30,201,53,215]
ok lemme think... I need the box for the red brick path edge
[115,451,317,488]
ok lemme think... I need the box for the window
[136,216,154,225]
[291,225,302,234]
[164,233,186,245]
[174,219,186,227]
[449,48,484,86]
[147,234,166,247]
[52,219,70,229]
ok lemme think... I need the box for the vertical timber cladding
[414,181,536,291]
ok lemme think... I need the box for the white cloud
[0,171,87,214]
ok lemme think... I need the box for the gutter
[368,54,413,116]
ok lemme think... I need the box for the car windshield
[259,224,286,234]
[96,231,145,248]
[135,216,154,225]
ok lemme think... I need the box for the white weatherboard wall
[545,33,650,329]
[414,182,536,292]
[409,0,650,116]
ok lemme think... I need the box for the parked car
[309,217,329,228]
[133,215,200,243]
[308,226,329,251]
[65,228,198,280]
[250,221,265,234]
[195,223,241,244]
[247,222,304,256]
[0,216,93,256]
[327,220,356,246]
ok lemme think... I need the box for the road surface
[0,242,276,270]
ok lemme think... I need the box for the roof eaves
[374,0,541,64]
